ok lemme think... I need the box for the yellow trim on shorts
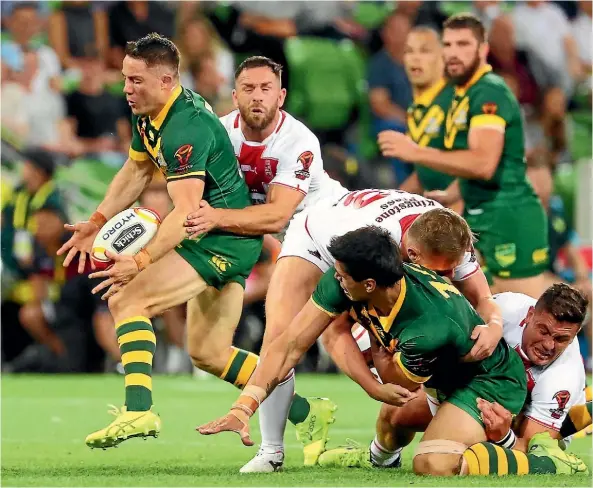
[167,171,206,181]
[121,351,153,367]
[234,352,259,388]
[221,348,239,379]
[129,148,149,161]
[514,450,529,474]
[470,114,506,130]
[310,298,339,317]
[118,330,156,346]
[492,444,508,475]
[394,351,431,384]
[115,316,152,330]
[125,373,152,390]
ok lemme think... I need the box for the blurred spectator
[176,15,234,96]
[48,1,109,70]
[60,46,131,157]
[108,1,175,70]
[367,12,413,184]
[190,53,234,116]
[572,0,592,93]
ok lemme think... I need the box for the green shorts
[437,343,527,426]
[175,233,263,290]
[465,200,549,279]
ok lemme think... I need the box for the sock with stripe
[463,442,556,475]
[220,347,259,389]
[370,436,402,466]
[115,316,156,412]
[560,401,592,437]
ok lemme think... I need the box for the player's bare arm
[57,156,154,272]
[89,178,204,298]
[185,183,303,237]
[398,171,423,194]
[377,125,504,180]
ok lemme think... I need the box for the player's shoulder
[219,109,241,132]
[494,291,535,325]
[275,110,320,146]
[474,71,516,100]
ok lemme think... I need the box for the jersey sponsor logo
[112,224,146,253]
[308,249,322,260]
[374,196,435,223]
[550,390,571,419]
[210,254,231,274]
[342,190,390,209]
[532,247,549,265]
[295,151,314,180]
[174,144,194,172]
[482,102,498,115]
[101,211,136,241]
[494,243,517,268]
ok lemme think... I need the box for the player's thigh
[262,255,323,350]
[414,401,486,476]
[109,250,208,319]
[186,281,244,360]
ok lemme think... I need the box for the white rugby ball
[91,207,161,269]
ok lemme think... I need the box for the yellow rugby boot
[295,397,337,466]
[528,432,589,475]
[85,405,161,449]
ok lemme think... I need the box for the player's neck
[241,111,281,143]
[371,281,403,317]
[148,85,180,121]
[413,78,441,99]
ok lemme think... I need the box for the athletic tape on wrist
[133,249,152,271]
[494,429,517,449]
[89,211,107,229]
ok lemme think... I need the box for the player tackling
[57,34,263,448]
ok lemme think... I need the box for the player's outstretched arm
[57,157,154,272]
[186,184,304,237]
[197,299,332,445]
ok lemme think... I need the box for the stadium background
[1,0,591,376]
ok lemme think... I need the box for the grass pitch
[2,374,591,486]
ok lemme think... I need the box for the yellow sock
[219,347,258,389]
[463,442,556,475]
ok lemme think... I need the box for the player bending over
[57,33,263,448]
[198,226,532,477]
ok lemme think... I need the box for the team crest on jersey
[482,102,498,115]
[494,243,516,268]
[295,150,314,180]
[550,390,571,419]
[174,144,193,172]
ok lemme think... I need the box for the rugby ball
[91,207,161,270]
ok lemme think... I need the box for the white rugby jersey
[220,110,347,211]
[304,189,479,282]
[494,292,586,431]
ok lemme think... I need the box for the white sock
[370,436,402,466]
[258,369,295,451]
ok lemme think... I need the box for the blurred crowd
[1,0,591,375]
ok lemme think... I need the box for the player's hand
[377,131,419,162]
[371,382,418,407]
[477,397,512,443]
[197,408,254,446]
[423,190,458,207]
[89,251,139,299]
[463,323,502,362]
[185,200,222,239]
[57,221,101,273]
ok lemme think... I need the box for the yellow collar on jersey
[455,64,492,97]
[413,78,447,107]
[370,276,407,333]
[150,85,183,129]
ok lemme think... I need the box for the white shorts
[277,210,330,272]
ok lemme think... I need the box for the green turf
[2,374,591,486]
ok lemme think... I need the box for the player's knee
[187,343,220,374]
[413,453,461,476]
[107,290,126,317]
[18,303,42,329]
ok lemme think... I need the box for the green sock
[288,393,311,424]
[115,316,156,412]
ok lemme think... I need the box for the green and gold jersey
[312,263,520,397]
[129,85,251,210]
[443,65,537,209]
[407,78,455,191]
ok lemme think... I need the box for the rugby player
[57,34,263,448]
[319,283,589,476]
[378,13,548,299]
[197,226,530,477]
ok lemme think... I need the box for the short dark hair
[443,13,486,43]
[535,283,589,326]
[234,56,283,81]
[125,33,180,72]
[328,226,405,288]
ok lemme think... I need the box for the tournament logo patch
[532,247,549,265]
[550,390,571,419]
[174,144,193,172]
[482,102,498,115]
[295,150,314,181]
[494,243,516,268]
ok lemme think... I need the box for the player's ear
[231,89,239,109]
[278,87,287,108]
[363,279,376,294]
[479,41,489,62]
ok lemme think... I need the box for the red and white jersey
[304,189,479,282]
[220,110,347,211]
[493,292,586,432]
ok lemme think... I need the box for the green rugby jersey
[129,85,250,210]
[407,78,455,191]
[443,65,538,209]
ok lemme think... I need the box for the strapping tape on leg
[414,439,467,457]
